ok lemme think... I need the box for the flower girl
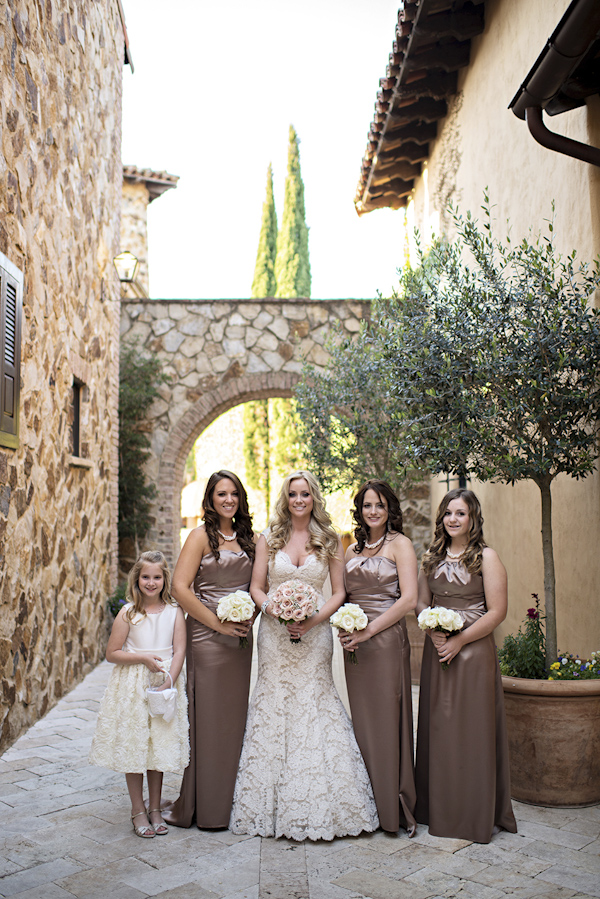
[89,551,189,838]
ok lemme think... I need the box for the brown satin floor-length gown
[162,550,253,829]
[415,561,517,843]
[344,555,417,835]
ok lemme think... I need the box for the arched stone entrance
[120,298,371,566]
[159,371,299,564]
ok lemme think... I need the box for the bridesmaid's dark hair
[352,479,404,554]
[202,470,255,562]
[422,488,486,576]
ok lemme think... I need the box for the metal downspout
[525,107,600,168]
[510,0,600,167]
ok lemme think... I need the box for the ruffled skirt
[89,660,189,774]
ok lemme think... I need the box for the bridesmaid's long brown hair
[202,470,255,562]
[421,488,486,576]
[351,479,404,554]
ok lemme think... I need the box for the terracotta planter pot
[502,676,600,807]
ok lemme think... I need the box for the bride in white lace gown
[230,471,378,841]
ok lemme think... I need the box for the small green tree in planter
[379,197,600,670]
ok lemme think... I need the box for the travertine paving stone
[1,662,600,899]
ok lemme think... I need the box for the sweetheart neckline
[279,549,316,570]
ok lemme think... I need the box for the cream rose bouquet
[330,603,369,664]
[417,606,465,669]
[270,580,318,644]
[216,590,254,648]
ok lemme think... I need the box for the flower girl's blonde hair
[125,551,174,623]
[268,470,339,561]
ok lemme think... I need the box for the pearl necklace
[364,533,385,550]
[445,548,465,560]
[218,529,237,542]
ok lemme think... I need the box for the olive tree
[295,322,418,495]
[380,199,600,668]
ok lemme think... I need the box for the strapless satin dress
[163,550,253,829]
[344,554,416,834]
[415,563,517,843]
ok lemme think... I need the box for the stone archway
[158,371,299,565]
[120,297,371,567]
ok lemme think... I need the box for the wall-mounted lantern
[113,250,139,283]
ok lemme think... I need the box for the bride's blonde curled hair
[268,470,339,561]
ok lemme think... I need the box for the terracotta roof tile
[122,165,180,202]
[355,0,485,215]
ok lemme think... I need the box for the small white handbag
[146,672,178,723]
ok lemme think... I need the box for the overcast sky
[120,0,405,300]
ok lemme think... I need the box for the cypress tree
[245,166,278,512]
[251,164,278,298]
[244,132,310,517]
[271,127,309,476]
[274,125,311,299]
[243,399,270,509]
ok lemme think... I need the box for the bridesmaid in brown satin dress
[339,480,418,835]
[415,488,517,843]
[162,470,255,829]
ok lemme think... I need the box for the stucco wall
[120,180,150,295]
[408,0,600,656]
[0,1,123,751]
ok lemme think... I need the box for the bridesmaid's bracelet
[261,600,271,615]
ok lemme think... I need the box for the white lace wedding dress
[229,550,379,841]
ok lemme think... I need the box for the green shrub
[107,583,127,618]
[118,340,170,548]
[498,594,546,679]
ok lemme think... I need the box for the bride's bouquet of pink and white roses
[330,603,368,664]
[216,590,254,648]
[270,580,318,644]
[417,606,465,669]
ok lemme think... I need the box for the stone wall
[120,297,432,569]
[120,298,369,565]
[0,1,123,751]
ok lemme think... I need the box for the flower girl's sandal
[131,811,155,838]
[148,809,168,835]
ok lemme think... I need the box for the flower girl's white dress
[89,603,189,774]
[230,550,378,841]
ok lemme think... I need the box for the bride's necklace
[365,533,385,550]
[218,529,237,542]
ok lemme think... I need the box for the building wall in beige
[121,181,151,295]
[408,0,600,656]
[119,167,179,298]
[0,1,124,751]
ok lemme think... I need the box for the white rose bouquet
[216,590,254,648]
[417,606,465,669]
[270,579,318,644]
[330,603,369,665]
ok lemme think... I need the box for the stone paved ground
[1,662,599,899]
